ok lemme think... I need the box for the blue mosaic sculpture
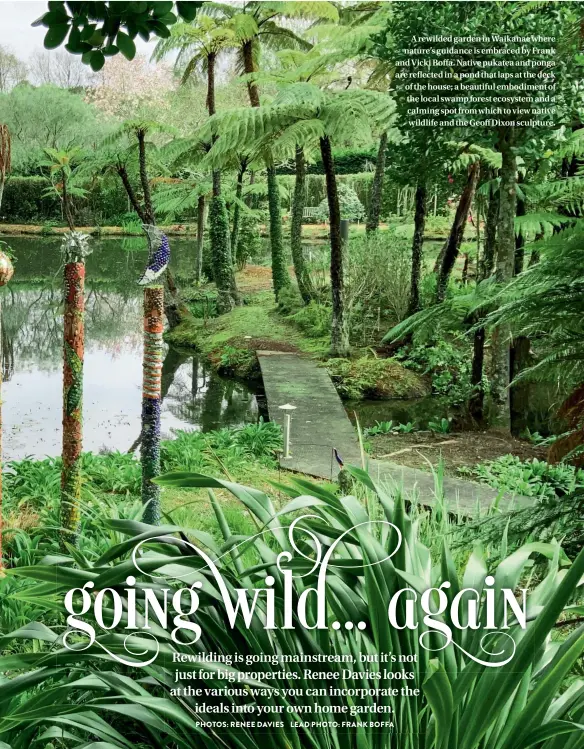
[138,224,170,286]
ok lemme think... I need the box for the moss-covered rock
[325,356,430,400]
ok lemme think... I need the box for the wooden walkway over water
[257,352,530,516]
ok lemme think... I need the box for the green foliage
[460,455,584,502]
[208,194,237,313]
[35,1,201,67]
[363,421,418,437]
[160,420,282,472]
[345,232,412,344]
[363,420,395,436]
[428,417,452,434]
[398,335,476,406]
[289,300,331,337]
[326,356,429,400]
[277,146,378,175]
[235,211,262,269]
[0,86,105,176]
[276,284,303,314]
[267,165,291,298]
[485,223,584,388]
[2,468,584,747]
[0,177,60,223]
[214,344,258,378]
[120,212,143,234]
[314,183,365,222]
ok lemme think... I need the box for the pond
[0,234,263,462]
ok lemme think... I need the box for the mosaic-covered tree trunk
[141,287,164,524]
[139,225,169,525]
[60,233,90,543]
[0,249,14,566]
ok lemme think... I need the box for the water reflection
[0,234,261,460]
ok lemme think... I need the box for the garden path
[257,352,530,516]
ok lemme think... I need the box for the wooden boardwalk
[258,352,530,516]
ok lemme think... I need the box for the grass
[167,289,330,361]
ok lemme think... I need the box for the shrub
[289,300,331,338]
[314,183,365,222]
[236,212,262,269]
[345,232,412,343]
[276,284,303,315]
[326,356,430,400]
[398,335,475,405]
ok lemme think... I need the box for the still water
[0,234,261,461]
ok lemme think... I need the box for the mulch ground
[368,430,548,475]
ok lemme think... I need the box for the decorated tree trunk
[141,286,164,524]
[60,233,90,543]
[139,225,170,524]
[0,249,14,566]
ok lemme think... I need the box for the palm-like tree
[39,147,87,231]
[201,1,339,301]
[153,15,240,312]
[203,82,395,356]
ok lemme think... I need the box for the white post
[279,404,297,459]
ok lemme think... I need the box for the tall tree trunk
[141,286,163,524]
[240,38,288,300]
[231,164,245,253]
[469,184,498,421]
[266,164,290,299]
[61,169,75,231]
[510,181,529,431]
[61,253,85,544]
[320,135,349,357]
[366,131,388,233]
[435,160,480,302]
[290,146,312,304]
[407,183,427,316]
[489,130,517,432]
[210,172,238,314]
[0,180,4,216]
[242,40,261,107]
[195,194,205,283]
[117,164,146,223]
[137,130,154,225]
[207,52,238,310]
[514,177,525,275]
[482,187,499,279]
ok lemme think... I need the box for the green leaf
[177,1,201,21]
[116,31,136,61]
[152,1,173,17]
[90,50,106,72]
[149,19,171,38]
[518,720,584,748]
[44,24,69,50]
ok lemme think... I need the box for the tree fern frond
[515,212,578,239]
